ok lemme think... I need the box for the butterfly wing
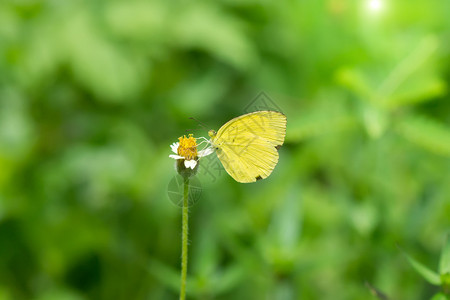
[212,111,286,183]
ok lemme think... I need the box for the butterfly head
[208,130,217,139]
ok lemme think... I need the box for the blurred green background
[1,0,450,299]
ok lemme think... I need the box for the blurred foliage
[0,0,449,299]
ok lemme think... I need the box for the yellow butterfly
[208,111,286,183]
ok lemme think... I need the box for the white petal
[170,142,179,154]
[169,154,184,159]
[184,160,197,169]
[198,147,214,157]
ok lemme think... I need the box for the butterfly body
[208,111,286,183]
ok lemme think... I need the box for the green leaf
[401,249,441,285]
[337,37,444,110]
[147,259,180,292]
[211,265,246,295]
[396,114,450,157]
[430,293,448,300]
[335,68,373,102]
[439,234,450,276]
[360,103,389,138]
[286,102,357,142]
[171,3,255,70]
[385,75,446,109]
[377,36,441,107]
[365,281,389,300]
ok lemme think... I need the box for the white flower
[198,147,214,157]
[184,160,197,169]
[170,142,179,154]
[169,135,213,170]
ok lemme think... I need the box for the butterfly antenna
[184,128,200,133]
[189,117,209,130]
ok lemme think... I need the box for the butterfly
[207,111,286,183]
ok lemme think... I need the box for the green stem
[180,177,189,300]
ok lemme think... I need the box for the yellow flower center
[177,134,198,160]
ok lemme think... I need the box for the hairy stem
[180,177,189,300]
